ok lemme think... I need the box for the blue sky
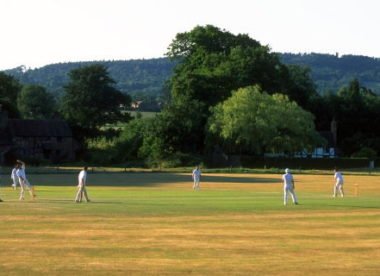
[0,0,378,70]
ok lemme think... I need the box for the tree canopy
[151,25,317,156]
[60,64,131,139]
[208,85,322,155]
[167,25,295,105]
[18,84,56,119]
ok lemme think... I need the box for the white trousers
[193,179,200,190]
[75,185,90,202]
[19,178,33,199]
[333,181,344,197]
[284,187,298,205]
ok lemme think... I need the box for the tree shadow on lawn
[324,203,380,209]
[41,199,125,205]
[30,172,280,187]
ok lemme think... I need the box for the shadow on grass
[324,203,379,209]
[25,199,126,205]
[28,172,280,187]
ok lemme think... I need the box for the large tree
[208,85,322,155]
[153,25,317,156]
[166,25,291,105]
[18,84,56,119]
[60,64,131,139]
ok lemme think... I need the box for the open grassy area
[0,172,380,275]
[127,111,158,119]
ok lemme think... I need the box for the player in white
[333,167,344,198]
[282,168,298,206]
[11,164,19,190]
[75,166,90,203]
[16,160,36,200]
[192,166,201,190]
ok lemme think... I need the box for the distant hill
[4,58,177,100]
[280,53,380,94]
[3,53,380,99]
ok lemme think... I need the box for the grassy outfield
[0,172,380,275]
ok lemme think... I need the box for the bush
[143,152,203,168]
[86,137,118,165]
[85,118,152,165]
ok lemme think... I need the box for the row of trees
[308,78,380,157]
[0,65,131,144]
[116,26,380,164]
[83,25,324,165]
[2,25,380,165]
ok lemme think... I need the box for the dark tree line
[2,25,380,165]
[309,78,380,157]
[281,53,380,94]
[1,65,131,147]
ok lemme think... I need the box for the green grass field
[128,111,158,119]
[0,172,380,275]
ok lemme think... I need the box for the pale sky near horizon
[0,0,378,70]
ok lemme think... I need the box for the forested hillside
[4,58,177,101]
[280,53,380,93]
[4,53,380,101]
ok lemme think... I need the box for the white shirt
[16,165,26,180]
[282,173,294,188]
[192,169,201,181]
[334,172,344,184]
[78,170,87,187]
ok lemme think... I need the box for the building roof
[8,119,72,137]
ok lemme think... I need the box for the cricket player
[282,168,298,206]
[16,160,36,200]
[11,165,19,190]
[192,166,201,190]
[75,166,90,203]
[333,168,344,198]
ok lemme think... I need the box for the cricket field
[0,172,379,275]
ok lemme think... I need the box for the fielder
[333,168,344,198]
[192,166,201,190]
[282,168,299,206]
[16,160,36,200]
[75,166,90,203]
